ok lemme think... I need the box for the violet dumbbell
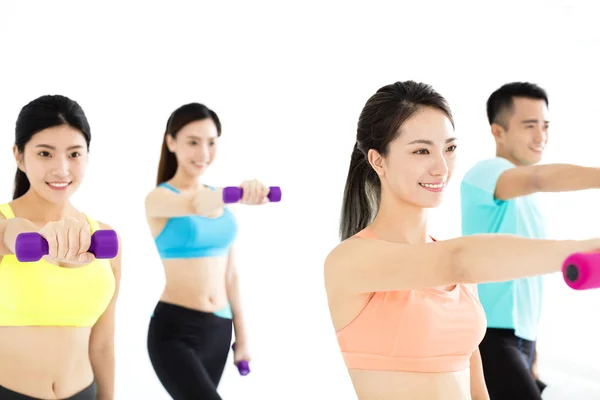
[15,230,119,262]
[231,342,250,376]
[222,186,281,204]
[562,252,600,290]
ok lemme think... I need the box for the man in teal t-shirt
[461,82,600,399]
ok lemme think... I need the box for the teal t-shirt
[460,157,546,341]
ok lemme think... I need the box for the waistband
[0,380,95,400]
[151,301,232,324]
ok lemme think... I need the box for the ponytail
[13,169,30,200]
[156,133,178,186]
[339,142,380,241]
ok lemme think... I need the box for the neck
[169,169,202,192]
[370,190,429,244]
[16,190,73,224]
[495,149,520,166]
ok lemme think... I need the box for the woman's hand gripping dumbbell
[222,179,282,204]
[232,342,251,376]
[14,215,118,264]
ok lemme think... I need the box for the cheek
[23,158,45,180]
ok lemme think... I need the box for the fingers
[241,180,270,205]
[65,224,80,260]
[40,216,92,264]
[78,227,92,261]
[40,226,59,259]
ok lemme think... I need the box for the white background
[1,1,600,398]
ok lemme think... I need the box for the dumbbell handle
[231,342,250,376]
[223,186,281,204]
[15,230,119,262]
[562,252,600,290]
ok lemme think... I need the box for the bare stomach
[160,256,229,311]
[349,368,471,400]
[0,327,93,399]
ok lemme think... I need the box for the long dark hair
[13,95,91,200]
[339,81,454,241]
[156,103,222,185]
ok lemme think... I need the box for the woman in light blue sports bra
[144,103,271,400]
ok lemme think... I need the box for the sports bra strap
[0,204,15,219]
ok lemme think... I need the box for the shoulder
[324,236,362,270]
[464,157,514,178]
[461,157,515,191]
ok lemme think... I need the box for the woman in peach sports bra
[324,81,600,400]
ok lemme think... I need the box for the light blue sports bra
[154,183,238,259]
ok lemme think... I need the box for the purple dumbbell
[15,230,119,262]
[231,342,250,376]
[222,186,282,204]
[562,252,600,290]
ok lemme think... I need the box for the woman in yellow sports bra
[324,81,600,400]
[0,95,121,400]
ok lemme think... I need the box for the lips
[419,182,445,189]
[46,182,71,190]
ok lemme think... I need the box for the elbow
[447,238,475,284]
[529,166,545,192]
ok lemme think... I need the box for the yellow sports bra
[0,204,116,327]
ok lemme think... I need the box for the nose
[197,144,210,161]
[430,152,449,179]
[51,156,70,177]
[534,126,547,144]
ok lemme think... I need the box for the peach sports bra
[336,229,487,373]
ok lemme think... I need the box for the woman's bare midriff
[160,256,229,311]
[0,327,93,399]
[349,368,471,400]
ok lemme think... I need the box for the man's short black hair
[487,82,549,128]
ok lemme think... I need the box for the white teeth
[420,183,444,189]
[48,182,69,187]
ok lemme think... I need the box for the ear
[165,134,176,153]
[490,123,506,143]
[367,149,385,178]
[13,146,25,172]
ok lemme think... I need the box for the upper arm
[90,221,122,350]
[0,213,7,256]
[144,187,196,218]
[324,237,461,294]
[462,158,525,205]
[226,244,237,282]
[494,165,543,200]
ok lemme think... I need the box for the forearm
[454,234,600,284]
[90,345,115,400]
[534,164,600,192]
[1,217,38,255]
[226,273,248,344]
[470,349,490,400]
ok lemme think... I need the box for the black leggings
[0,381,95,400]
[147,301,233,400]
[479,328,547,400]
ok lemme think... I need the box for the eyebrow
[407,137,458,145]
[521,119,550,124]
[35,144,85,150]
[185,135,216,140]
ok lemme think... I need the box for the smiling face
[14,124,89,204]
[369,106,457,208]
[166,118,219,178]
[493,97,549,166]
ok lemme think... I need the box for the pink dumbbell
[562,252,600,290]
